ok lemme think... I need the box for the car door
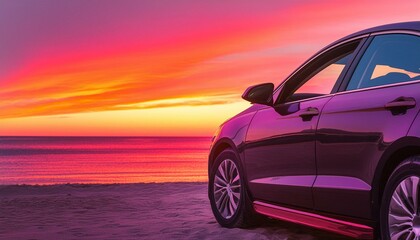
[314,33,420,219]
[244,39,365,209]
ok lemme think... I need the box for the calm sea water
[0,137,211,185]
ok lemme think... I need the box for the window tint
[277,40,360,104]
[284,52,354,102]
[294,53,352,95]
[346,34,420,90]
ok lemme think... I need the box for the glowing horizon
[0,0,418,136]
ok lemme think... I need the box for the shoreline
[0,181,208,187]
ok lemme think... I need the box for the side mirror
[242,83,274,106]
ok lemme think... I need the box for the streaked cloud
[112,94,240,110]
[0,0,418,135]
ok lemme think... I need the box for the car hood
[221,103,268,126]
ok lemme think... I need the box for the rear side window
[346,34,420,90]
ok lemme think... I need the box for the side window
[276,40,361,104]
[283,51,355,103]
[346,34,420,90]
[294,53,352,95]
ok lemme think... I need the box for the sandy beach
[0,183,352,239]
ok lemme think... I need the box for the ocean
[0,136,211,185]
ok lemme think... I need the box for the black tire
[380,156,420,240]
[208,149,257,228]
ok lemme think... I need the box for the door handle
[385,97,416,109]
[385,97,416,115]
[299,107,319,121]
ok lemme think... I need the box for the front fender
[208,108,259,174]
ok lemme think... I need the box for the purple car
[208,22,420,239]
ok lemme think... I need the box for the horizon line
[0,135,212,138]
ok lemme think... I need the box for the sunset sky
[0,0,419,136]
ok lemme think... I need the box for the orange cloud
[0,0,419,136]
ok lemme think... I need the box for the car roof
[348,21,419,37]
[306,21,420,65]
[277,22,420,93]
[326,21,420,49]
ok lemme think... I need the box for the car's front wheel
[380,157,420,240]
[208,149,256,228]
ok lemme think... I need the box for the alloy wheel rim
[213,159,241,219]
[389,176,420,240]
